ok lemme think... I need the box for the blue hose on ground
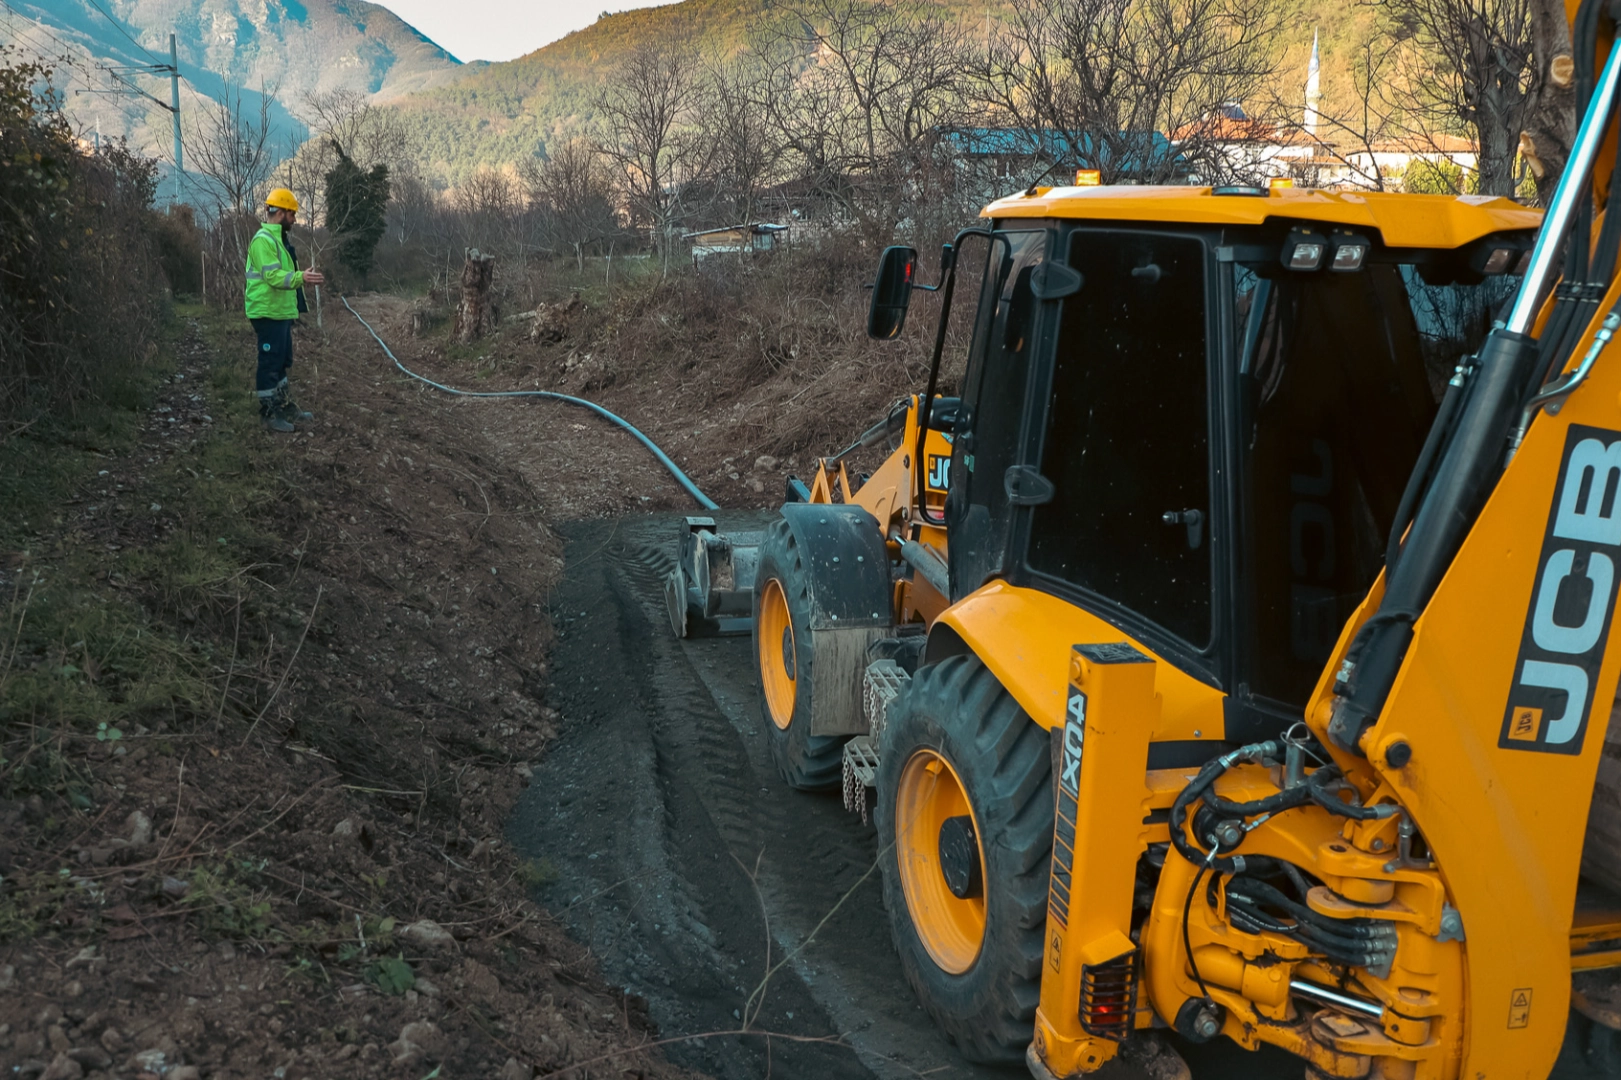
[342,295,719,511]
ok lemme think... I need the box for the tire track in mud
[509,514,997,1080]
[517,515,1487,1080]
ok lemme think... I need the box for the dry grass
[399,233,982,505]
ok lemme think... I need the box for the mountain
[3,0,467,191]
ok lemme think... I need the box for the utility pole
[169,33,183,199]
[89,32,184,202]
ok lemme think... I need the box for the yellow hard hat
[265,187,299,212]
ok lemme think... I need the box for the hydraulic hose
[342,296,719,511]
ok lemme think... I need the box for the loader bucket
[665,517,762,638]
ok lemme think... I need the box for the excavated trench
[507,512,1605,1080]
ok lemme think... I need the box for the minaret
[1305,29,1321,138]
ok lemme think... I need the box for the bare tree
[451,165,529,256]
[301,89,411,170]
[1380,0,1535,197]
[282,89,415,227]
[387,165,437,247]
[692,54,780,226]
[1245,33,1405,191]
[520,139,620,271]
[185,82,278,215]
[594,37,704,263]
[974,0,1280,186]
[276,90,414,288]
[758,0,974,248]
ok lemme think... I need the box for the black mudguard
[776,503,894,736]
[778,502,893,631]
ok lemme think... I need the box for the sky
[373,0,682,63]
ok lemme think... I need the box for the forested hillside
[390,0,1420,188]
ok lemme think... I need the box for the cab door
[945,229,1048,600]
[1020,228,1217,670]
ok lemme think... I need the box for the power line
[1,1,94,66]
[0,3,171,164]
[0,1,171,111]
[0,0,122,86]
[1,6,117,92]
[83,0,162,65]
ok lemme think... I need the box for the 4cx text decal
[1501,424,1621,754]
[1048,686,1084,932]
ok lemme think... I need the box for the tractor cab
[886,189,1537,740]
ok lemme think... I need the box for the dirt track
[504,514,1291,1079]
[503,510,1611,1080]
[511,513,959,1079]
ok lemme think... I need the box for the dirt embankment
[398,248,956,507]
[0,301,702,1080]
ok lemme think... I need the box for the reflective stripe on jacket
[244,223,304,320]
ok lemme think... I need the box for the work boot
[260,399,295,433]
[275,381,313,422]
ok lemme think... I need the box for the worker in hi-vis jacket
[246,188,325,433]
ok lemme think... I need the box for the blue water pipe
[342,296,719,511]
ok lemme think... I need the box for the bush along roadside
[0,303,695,1080]
[0,48,173,434]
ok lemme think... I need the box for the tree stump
[454,248,497,344]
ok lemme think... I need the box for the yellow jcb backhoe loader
[664,6,1621,1075]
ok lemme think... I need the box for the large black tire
[752,516,850,790]
[875,654,1053,1064]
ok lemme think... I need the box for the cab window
[1028,230,1212,647]
[948,229,1046,597]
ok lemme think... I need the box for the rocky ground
[0,299,706,1080]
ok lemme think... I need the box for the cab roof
[983,185,1542,250]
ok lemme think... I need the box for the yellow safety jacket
[244,223,305,320]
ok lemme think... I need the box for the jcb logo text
[1501,425,1621,754]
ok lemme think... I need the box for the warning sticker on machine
[1508,988,1532,1028]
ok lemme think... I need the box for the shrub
[0,49,169,427]
[325,145,391,285]
[151,204,206,296]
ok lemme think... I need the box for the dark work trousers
[251,318,295,401]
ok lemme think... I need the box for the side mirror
[867,245,918,339]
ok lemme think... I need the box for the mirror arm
[896,225,996,532]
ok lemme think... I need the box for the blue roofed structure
[938,127,1189,183]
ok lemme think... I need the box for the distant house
[1342,135,1480,189]
[939,126,1188,186]
[1172,107,1331,185]
[1172,108,1482,191]
[682,223,790,263]
[757,177,850,226]
[1170,41,1486,193]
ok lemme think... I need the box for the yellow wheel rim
[758,578,796,731]
[895,747,987,974]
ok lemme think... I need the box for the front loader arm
[1275,12,1621,1075]
[665,395,955,638]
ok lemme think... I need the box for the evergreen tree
[323,143,389,284]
